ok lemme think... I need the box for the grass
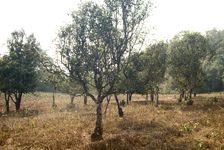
[0,92,224,150]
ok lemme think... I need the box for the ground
[0,92,224,150]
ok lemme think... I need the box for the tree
[57,0,151,141]
[143,41,167,106]
[198,29,224,92]
[0,30,41,112]
[169,31,208,101]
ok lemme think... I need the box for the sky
[0,0,224,55]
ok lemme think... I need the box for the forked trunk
[91,98,103,141]
[114,94,123,117]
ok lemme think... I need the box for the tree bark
[194,92,197,97]
[150,93,154,102]
[146,93,149,104]
[155,87,159,107]
[52,86,57,108]
[114,94,123,117]
[4,92,9,113]
[189,89,192,99]
[155,93,159,107]
[84,94,87,105]
[126,93,129,105]
[70,95,75,104]
[129,93,132,102]
[91,99,103,141]
[179,90,184,102]
[15,93,22,111]
[104,96,111,116]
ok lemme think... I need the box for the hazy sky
[0,0,224,55]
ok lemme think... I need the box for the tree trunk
[114,94,123,117]
[184,91,187,101]
[91,99,103,141]
[155,93,159,107]
[155,87,159,107]
[189,89,192,99]
[126,93,129,105]
[150,93,154,102]
[70,95,75,104]
[146,93,149,104]
[129,93,132,102]
[84,94,87,105]
[104,96,111,116]
[15,93,22,111]
[194,92,197,97]
[179,90,184,102]
[4,92,9,113]
[52,86,57,108]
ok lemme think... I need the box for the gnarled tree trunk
[91,98,103,141]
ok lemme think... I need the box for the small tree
[0,30,41,112]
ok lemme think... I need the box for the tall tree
[0,30,41,112]
[57,0,151,141]
[169,31,208,101]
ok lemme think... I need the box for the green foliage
[0,29,41,111]
[198,29,224,92]
[169,31,208,94]
[119,41,167,95]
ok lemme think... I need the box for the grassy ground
[0,92,224,150]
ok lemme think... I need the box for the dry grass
[0,92,224,150]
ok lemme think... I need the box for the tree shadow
[0,109,39,118]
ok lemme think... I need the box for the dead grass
[0,92,224,150]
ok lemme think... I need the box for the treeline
[0,0,223,141]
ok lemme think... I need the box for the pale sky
[0,0,224,55]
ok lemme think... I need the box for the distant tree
[143,41,167,106]
[169,31,208,101]
[118,41,167,106]
[118,52,145,104]
[0,30,41,112]
[199,29,224,92]
[57,0,151,141]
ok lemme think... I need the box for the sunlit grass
[0,92,224,149]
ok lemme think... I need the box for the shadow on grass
[86,117,200,150]
[0,109,39,118]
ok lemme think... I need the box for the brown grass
[0,92,224,150]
